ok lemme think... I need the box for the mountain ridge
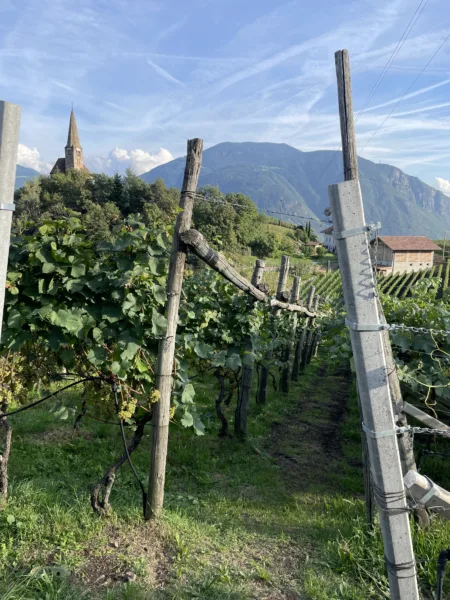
[15,165,40,189]
[141,142,450,237]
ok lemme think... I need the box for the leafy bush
[250,235,277,258]
[1,217,206,429]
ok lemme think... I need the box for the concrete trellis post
[0,100,21,502]
[0,101,21,343]
[331,50,419,599]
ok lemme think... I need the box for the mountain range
[142,142,450,238]
[15,165,40,189]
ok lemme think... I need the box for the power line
[318,0,429,183]
[361,30,450,153]
[354,0,429,124]
[194,193,331,224]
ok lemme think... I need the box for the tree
[193,186,264,251]
[14,179,42,228]
[121,169,151,214]
[294,226,308,244]
[82,201,121,243]
[250,235,276,258]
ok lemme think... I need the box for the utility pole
[0,101,21,343]
[146,138,203,519]
[331,50,419,599]
[443,230,447,261]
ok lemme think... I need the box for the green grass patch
[1,359,450,598]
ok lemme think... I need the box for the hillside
[15,164,40,189]
[142,142,450,237]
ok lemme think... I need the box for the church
[50,109,90,175]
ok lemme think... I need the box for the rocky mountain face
[142,142,450,237]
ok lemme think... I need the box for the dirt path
[267,365,352,491]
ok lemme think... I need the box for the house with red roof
[370,236,441,276]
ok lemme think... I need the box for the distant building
[50,109,90,175]
[370,236,441,275]
[321,226,335,252]
[305,240,322,255]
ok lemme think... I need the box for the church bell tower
[65,109,84,170]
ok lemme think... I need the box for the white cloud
[86,147,173,176]
[17,144,53,174]
[435,177,450,196]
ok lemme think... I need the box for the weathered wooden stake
[292,286,315,381]
[305,296,320,365]
[258,256,290,404]
[146,138,203,520]
[234,260,265,436]
[251,259,265,287]
[301,294,318,370]
[181,232,314,315]
[378,302,428,525]
[331,49,418,598]
[281,276,301,393]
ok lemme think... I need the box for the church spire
[66,108,81,149]
[50,108,90,176]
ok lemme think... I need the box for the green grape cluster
[118,396,137,421]
[0,354,26,408]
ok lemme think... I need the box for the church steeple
[66,109,81,149]
[50,108,90,175]
[64,109,84,171]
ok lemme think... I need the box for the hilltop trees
[14,171,181,241]
[14,172,291,258]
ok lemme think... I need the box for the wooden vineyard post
[257,256,289,404]
[251,259,265,287]
[280,276,301,393]
[300,292,317,370]
[331,50,419,598]
[235,260,265,436]
[292,286,315,381]
[305,296,320,366]
[378,300,428,527]
[146,138,203,520]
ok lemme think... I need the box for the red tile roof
[375,236,441,252]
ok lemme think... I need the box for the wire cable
[0,376,108,417]
[194,193,331,224]
[112,382,148,515]
[318,0,429,183]
[354,0,429,124]
[361,30,450,153]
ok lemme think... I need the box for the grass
[2,359,450,598]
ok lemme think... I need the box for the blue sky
[2,0,450,193]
